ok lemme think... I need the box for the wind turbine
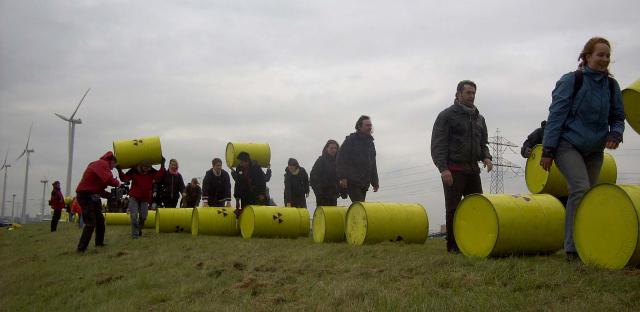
[1,147,10,221]
[16,124,34,223]
[55,88,90,197]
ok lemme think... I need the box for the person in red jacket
[49,181,65,232]
[76,152,121,252]
[118,158,165,239]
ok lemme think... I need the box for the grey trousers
[128,197,149,238]
[554,140,603,253]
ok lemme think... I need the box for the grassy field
[1,222,639,312]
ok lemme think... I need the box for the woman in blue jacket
[540,37,625,262]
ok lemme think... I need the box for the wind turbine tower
[1,149,10,221]
[55,88,90,196]
[17,125,34,223]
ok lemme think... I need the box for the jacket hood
[100,151,116,162]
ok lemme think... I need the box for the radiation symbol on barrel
[132,138,143,146]
[174,225,185,232]
[217,208,230,217]
[272,212,284,224]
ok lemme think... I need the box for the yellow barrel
[144,210,156,228]
[104,213,130,225]
[155,208,193,233]
[239,206,310,239]
[191,207,239,236]
[575,184,640,269]
[622,79,640,135]
[312,206,348,243]
[345,202,428,245]
[113,136,163,169]
[525,144,617,197]
[454,194,564,257]
[103,210,155,228]
[225,142,271,168]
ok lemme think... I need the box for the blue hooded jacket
[543,66,625,154]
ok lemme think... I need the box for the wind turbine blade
[25,124,33,149]
[55,113,70,122]
[16,150,26,162]
[70,88,90,119]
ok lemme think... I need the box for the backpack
[572,70,617,124]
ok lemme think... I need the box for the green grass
[1,222,639,311]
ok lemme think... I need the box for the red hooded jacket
[76,151,121,195]
[49,188,65,210]
[118,166,164,203]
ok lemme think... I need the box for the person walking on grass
[118,158,165,239]
[310,140,340,207]
[183,178,202,208]
[49,181,65,232]
[232,152,266,216]
[336,115,379,203]
[202,158,231,207]
[160,158,185,208]
[284,158,310,208]
[431,80,493,254]
[76,152,122,252]
[540,37,625,262]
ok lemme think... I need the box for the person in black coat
[284,158,309,208]
[337,115,379,202]
[310,140,340,206]
[521,121,546,158]
[202,158,232,207]
[160,158,185,208]
[233,152,266,215]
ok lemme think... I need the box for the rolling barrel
[104,211,156,228]
[155,208,193,233]
[525,144,617,197]
[575,184,640,269]
[312,206,348,243]
[225,142,271,168]
[345,202,428,245]
[113,136,163,169]
[239,206,310,239]
[622,79,640,135]
[191,207,239,236]
[454,193,564,257]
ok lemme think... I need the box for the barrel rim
[575,183,640,268]
[454,193,499,257]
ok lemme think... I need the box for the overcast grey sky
[1,0,639,230]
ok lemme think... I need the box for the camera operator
[76,152,122,253]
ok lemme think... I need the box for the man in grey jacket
[431,80,493,253]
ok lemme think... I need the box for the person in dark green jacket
[431,80,493,253]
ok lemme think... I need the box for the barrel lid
[345,202,368,245]
[525,145,550,194]
[575,184,640,269]
[454,194,499,257]
[622,80,640,135]
[313,207,327,243]
[239,206,256,239]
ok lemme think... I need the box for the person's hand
[483,159,493,172]
[225,201,231,207]
[286,203,292,207]
[258,194,265,201]
[373,185,379,192]
[523,147,532,158]
[540,157,553,171]
[441,170,453,187]
[339,179,348,189]
[605,140,620,150]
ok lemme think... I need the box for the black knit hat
[237,152,251,162]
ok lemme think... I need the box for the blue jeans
[128,197,148,238]
[554,140,603,253]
